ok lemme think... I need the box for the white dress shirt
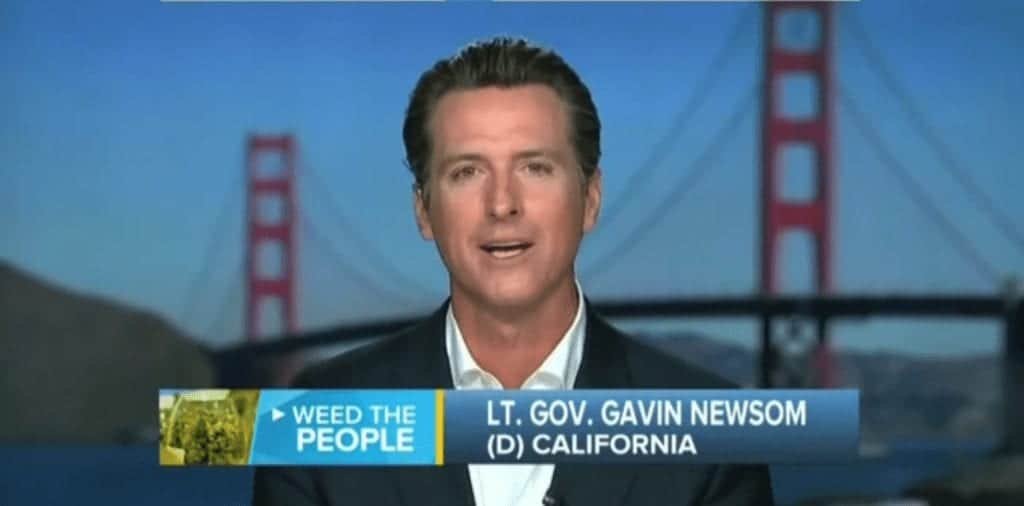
[445,282,587,506]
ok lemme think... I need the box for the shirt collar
[445,280,587,390]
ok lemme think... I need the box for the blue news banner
[169,389,859,465]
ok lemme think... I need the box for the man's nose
[486,172,521,220]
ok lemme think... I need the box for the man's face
[414,84,601,313]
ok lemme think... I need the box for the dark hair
[402,37,601,198]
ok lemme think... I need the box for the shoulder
[623,335,738,389]
[590,312,738,390]
[291,315,436,388]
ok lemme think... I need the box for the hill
[0,261,215,443]
[640,332,1001,442]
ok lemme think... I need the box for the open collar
[394,298,637,506]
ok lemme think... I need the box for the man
[254,37,773,505]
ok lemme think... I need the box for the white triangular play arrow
[272,408,284,422]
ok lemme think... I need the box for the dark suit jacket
[253,301,774,505]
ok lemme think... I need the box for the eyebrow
[437,149,564,169]
[511,149,561,162]
[437,153,488,169]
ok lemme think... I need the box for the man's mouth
[480,241,534,259]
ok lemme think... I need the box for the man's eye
[451,165,477,180]
[526,162,553,175]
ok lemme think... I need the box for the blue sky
[1,0,1021,356]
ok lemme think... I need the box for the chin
[453,270,567,312]
[459,278,543,312]
[480,286,542,310]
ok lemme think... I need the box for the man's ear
[413,186,435,241]
[582,167,602,234]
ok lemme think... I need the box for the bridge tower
[759,2,837,388]
[245,134,298,342]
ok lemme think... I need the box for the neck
[451,278,579,388]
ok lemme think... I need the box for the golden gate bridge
[179,3,1024,453]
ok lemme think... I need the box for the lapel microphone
[541,488,565,506]
[544,466,568,506]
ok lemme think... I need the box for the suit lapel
[548,305,638,506]
[573,304,632,389]
[393,302,475,506]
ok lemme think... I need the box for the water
[772,440,996,504]
[0,441,997,506]
[0,446,253,506]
